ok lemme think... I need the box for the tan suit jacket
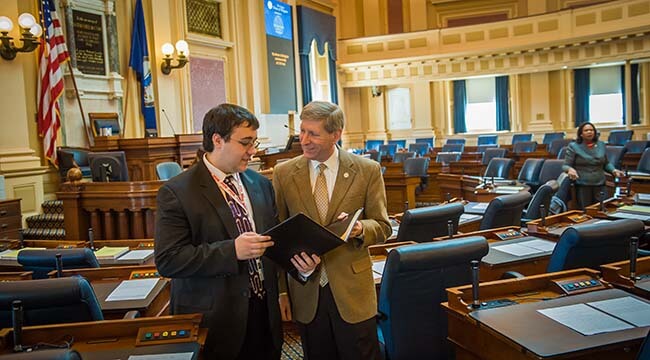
[273,150,391,324]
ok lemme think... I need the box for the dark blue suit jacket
[154,160,281,359]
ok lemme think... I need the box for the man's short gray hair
[300,101,345,133]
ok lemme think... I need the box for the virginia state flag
[129,0,157,131]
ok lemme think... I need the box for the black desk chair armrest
[123,310,140,319]
[501,271,526,280]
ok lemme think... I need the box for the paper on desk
[460,213,482,223]
[128,352,193,360]
[105,278,159,302]
[373,260,386,276]
[609,211,650,221]
[492,243,543,257]
[538,303,633,336]
[587,296,650,327]
[521,239,555,252]
[117,249,154,261]
[471,203,488,211]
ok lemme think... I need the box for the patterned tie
[313,163,329,286]
[223,175,265,299]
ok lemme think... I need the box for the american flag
[37,0,69,165]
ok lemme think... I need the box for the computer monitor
[88,151,129,182]
[284,135,300,152]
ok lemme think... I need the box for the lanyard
[210,173,248,213]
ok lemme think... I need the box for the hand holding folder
[263,209,363,272]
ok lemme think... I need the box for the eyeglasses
[232,137,260,150]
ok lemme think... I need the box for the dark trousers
[576,184,606,210]
[235,296,280,360]
[298,285,380,360]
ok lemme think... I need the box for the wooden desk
[0,314,206,359]
[444,269,648,360]
[601,257,650,299]
[418,161,445,204]
[584,196,650,223]
[526,210,608,240]
[0,271,32,280]
[57,181,162,240]
[93,137,180,181]
[435,174,528,202]
[449,160,484,176]
[0,199,21,241]
[383,174,420,214]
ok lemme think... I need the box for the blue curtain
[574,68,590,127]
[631,63,640,125]
[453,80,467,134]
[495,76,510,131]
[328,56,338,104]
[299,54,312,106]
[621,65,626,125]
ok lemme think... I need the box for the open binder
[263,209,363,271]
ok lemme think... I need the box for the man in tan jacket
[273,101,391,360]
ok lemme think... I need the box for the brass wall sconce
[160,40,189,75]
[0,13,42,61]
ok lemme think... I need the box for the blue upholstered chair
[414,137,434,149]
[480,191,532,230]
[542,132,565,145]
[0,349,83,360]
[476,144,499,153]
[517,158,545,187]
[557,146,569,160]
[0,277,104,328]
[483,157,515,178]
[552,172,571,213]
[388,139,407,150]
[57,148,91,180]
[522,180,558,224]
[623,140,650,154]
[408,143,430,157]
[435,152,461,165]
[156,161,183,180]
[512,133,533,144]
[638,148,650,173]
[512,141,538,153]
[547,219,644,272]
[17,249,100,279]
[365,139,384,152]
[607,130,633,146]
[477,134,498,146]
[446,139,466,145]
[441,143,464,153]
[392,152,416,164]
[547,139,572,156]
[403,157,430,194]
[605,146,627,170]
[377,237,489,360]
[481,148,506,165]
[379,144,398,159]
[536,159,566,186]
[395,202,465,242]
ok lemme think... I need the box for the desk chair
[605,145,627,170]
[414,137,434,149]
[548,139,572,157]
[638,328,650,360]
[388,139,407,150]
[392,152,416,164]
[0,277,103,328]
[379,144,398,159]
[623,140,650,154]
[542,132,565,145]
[636,148,650,173]
[435,152,461,165]
[156,161,183,180]
[17,249,100,279]
[403,157,430,195]
[395,203,464,242]
[550,172,571,214]
[0,350,82,360]
[477,134,498,146]
[517,158,545,187]
[446,139,466,145]
[481,148,506,165]
[537,159,565,186]
[480,191,531,230]
[483,158,515,178]
[408,143,430,157]
[512,141,538,153]
[377,236,489,360]
[57,148,91,181]
[608,129,633,146]
[512,133,533,144]
[557,146,569,160]
[476,144,499,154]
[521,180,558,224]
[366,140,384,152]
[441,143,464,153]
[547,218,645,272]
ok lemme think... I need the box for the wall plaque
[72,10,106,76]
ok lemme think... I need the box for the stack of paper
[618,205,650,215]
[105,278,160,302]
[116,249,155,264]
[492,239,555,257]
[0,247,47,259]
[495,186,525,194]
[94,246,130,260]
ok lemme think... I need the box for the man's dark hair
[576,121,599,144]
[202,103,259,152]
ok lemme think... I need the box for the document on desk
[492,240,553,257]
[128,352,193,360]
[106,278,160,302]
[373,260,386,277]
[609,211,650,221]
[587,296,650,327]
[471,203,488,211]
[521,239,556,252]
[538,303,634,335]
[460,214,482,223]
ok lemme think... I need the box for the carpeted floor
[281,323,303,360]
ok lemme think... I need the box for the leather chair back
[481,148,506,165]
[542,132,565,145]
[379,144,398,158]
[365,140,383,152]
[537,159,566,185]
[517,158,545,185]
[441,143,464,153]
[554,172,571,205]
[57,148,91,180]
[512,133,533,144]
[639,148,650,173]
[476,144,499,154]
[435,152,461,165]
[18,249,100,279]
[388,139,407,149]
[393,152,416,164]
[378,237,489,360]
[557,146,569,160]
[480,191,532,230]
[608,130,633,146]
[0,350,83,360]
[156,161,183,180]
[477,134,498,146]
[408,143,430,157]
[445,139,466,145]
[483,157,515,178]
[547,219,644,272]
[522,180,558,223]
[623,140,650,154]
[414,138,434,149]
[395,202,464,242]
[403,157,430,177]
[548,139,572,156]
[605,145,627,169]
[638,328,650,360]
[512,141,538,153]
[366,150,380,162]
[0,277,104,328]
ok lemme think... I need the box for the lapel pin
[343,172,349,178]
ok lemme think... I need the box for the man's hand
[291,252,321,273]
[567,168,579,181]
[279,293,292,321]
[613,169,625,178]
[349,221,363,238]
[234,232,274,260]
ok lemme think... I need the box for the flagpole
[122,68,131,138]
[66,61,93,147]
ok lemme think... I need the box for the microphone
[630,236,639,282]
[471,260,481,309]
[540,204,546,227]
[88,227,95,251]
[161,109,178,135]
[55,253,63,278]
[447,219,454,239]
[599,190,606,212]
[18,229,24,249]
[12,300,23,352]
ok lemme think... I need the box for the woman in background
[562,122,624,209]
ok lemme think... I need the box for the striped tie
[313,163,329,286]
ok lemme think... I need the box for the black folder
[263,211,361,272]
